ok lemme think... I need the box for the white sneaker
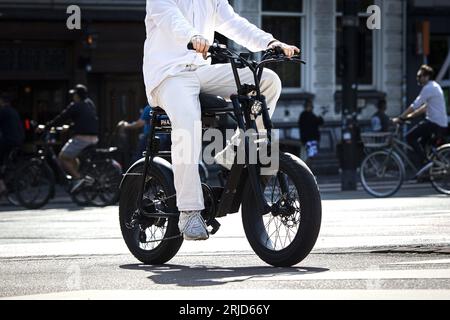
[178,211,209,241]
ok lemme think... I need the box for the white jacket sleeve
[412,86,430,110]
[215,0,275,52]
[147,0,199,45]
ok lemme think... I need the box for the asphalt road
[1,182,449,299]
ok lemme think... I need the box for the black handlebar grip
[273,46,284,55]
[187,42,218,53]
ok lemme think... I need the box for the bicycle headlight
[251,100,263,116]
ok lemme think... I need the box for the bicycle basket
[360,132,392,148]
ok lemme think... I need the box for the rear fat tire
[119,163,183,265]
[242,153,322,267]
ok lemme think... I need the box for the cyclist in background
[43,84,99,193]
[393,65,448,166]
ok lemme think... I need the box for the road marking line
[389,259,450,265]
[3,289,450,300]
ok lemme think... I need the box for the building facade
[232,0,450,172]
[0,0,449,172]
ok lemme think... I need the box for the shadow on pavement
[119,263,329,287]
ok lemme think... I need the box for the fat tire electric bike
[119,43,322,267]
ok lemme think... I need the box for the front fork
[231,94,272,216]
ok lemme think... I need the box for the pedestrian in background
[0,93,25,195]
[117,105,170,163]
[298,99,324,161]
[371,99,391,132]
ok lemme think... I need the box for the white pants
[152,63,282,211]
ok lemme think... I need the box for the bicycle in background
[14,125,122,209]
[360,121,450,197]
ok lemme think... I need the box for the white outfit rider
[143,0,282,224]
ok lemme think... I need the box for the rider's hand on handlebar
[267,40,300,58]
[392,117,407,124]
[117,120,127,128]
[190,35,210,60]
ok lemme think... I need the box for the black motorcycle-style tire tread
[242,153,322,267]
[119,164,183,265]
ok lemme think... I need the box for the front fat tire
[119,164,183,265]
[242,153,322,267]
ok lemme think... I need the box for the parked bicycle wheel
[4,168,20,206]
[14,158,55,209]
[360,150,405,198]
[430,145,450,195]
[241,153,322,267]
[119,162,183,265]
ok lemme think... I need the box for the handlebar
[186,42,306,69]
[187,42,227,53]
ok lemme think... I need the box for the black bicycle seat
[199,94,232,113]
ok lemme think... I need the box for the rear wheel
[15,158,55,209]
[119,163,182,265]
[360,150,404,198]
[242,153,322,267]
[430,146,450,195]
[92,160,122,206]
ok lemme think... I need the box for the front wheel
[360,150,405,198]
[430,146,450,195]
[242,153,322,267]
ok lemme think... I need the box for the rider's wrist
[191,34,203,41]
[267,39,279,47]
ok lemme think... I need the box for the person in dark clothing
[371,99,391,132]
[298,99,324,159]
[117,105,171,163]
[43,84,99,192]
[0,93,25,194]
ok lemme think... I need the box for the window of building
[336,0,375,87]
[261,0,304,89]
